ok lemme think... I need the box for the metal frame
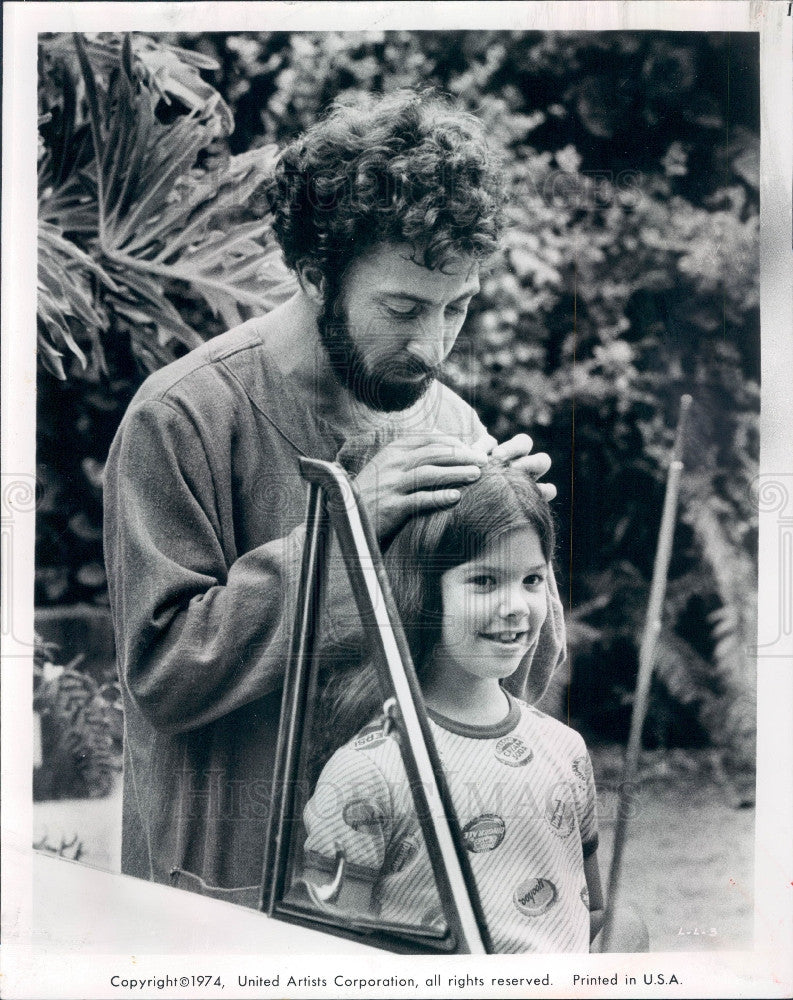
[260,457,490,954]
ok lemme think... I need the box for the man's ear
[295,260,326,308]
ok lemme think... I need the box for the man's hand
[483,432,557,501]
[353,433,488,541]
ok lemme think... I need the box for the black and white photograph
[2,2,791,998]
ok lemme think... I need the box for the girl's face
[433,526,549,686]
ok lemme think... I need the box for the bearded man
[103,91,565,905]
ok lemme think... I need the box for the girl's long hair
[317,461,556,762]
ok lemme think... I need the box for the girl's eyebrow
[466,562,547,574]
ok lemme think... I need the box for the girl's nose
[498,587,529,620]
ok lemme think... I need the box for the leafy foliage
[37,32,295,379]
[33,632,121,800]
[36,32,295,604]
[36,31,759,766]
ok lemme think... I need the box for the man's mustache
[384,356,440,382]
[324,338,440,382]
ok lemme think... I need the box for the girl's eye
[469,574,497,589]
[524,573,546,588]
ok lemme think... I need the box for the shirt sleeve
[303,746,393,882]
[103,397,355,735]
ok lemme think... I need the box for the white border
[3,3,791,998]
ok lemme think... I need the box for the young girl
[300,461,604,953]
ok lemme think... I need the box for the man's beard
[317,292,439,413]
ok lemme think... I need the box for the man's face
[318,242,480,412]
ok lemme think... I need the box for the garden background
[34,30,758,949]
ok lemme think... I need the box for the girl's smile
[478,629,530,647]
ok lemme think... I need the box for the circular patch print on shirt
[545,784,576,837]
[494,735,533,767]
[571,755,591,787]
[343,799,382,831]
[513,877,557,917]
[352,727,388,752]
[389,837,418,873]
[462,813,506,853]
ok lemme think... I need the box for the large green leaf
[38,32,295,376]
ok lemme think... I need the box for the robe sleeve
[103,398,354,734]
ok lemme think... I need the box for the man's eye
[386,304,422,319]
[445,302,469,319]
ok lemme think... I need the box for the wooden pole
[600,394,692,952]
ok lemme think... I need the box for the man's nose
[406,313,448,367]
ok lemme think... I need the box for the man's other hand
[483,432,557,501]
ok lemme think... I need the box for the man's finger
[403,464,482,492]
[537,481,558,502]
[403,488,463,514]
[490,432,535,461]
[404,441,489,470]
[508,451,553,478]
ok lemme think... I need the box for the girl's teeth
[481,631,525,643]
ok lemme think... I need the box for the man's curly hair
[269,90,506,283]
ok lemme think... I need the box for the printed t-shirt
[302,694,598,953]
